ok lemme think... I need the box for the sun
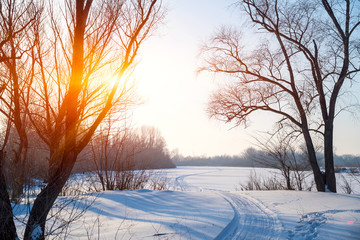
[109,76,118,86]
[100,72,118,89]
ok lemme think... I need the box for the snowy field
[14,166,360,239]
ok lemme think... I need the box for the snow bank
[67,190,233,239]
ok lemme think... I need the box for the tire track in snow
[175,168,223,191]
[215,192,283,240]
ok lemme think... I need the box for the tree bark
[324,121,336,192]
[23,151,78,240]
[11,142,28,201]
[302,128,325,192]
[0,150,18,239]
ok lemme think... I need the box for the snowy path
[175,168,223,191]
[169,167,360,239]
[174,167,285,239]
[214,192,283,240]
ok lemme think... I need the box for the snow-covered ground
[14,166,360,239]
[165,166,360,193]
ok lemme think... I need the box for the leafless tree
[0,0,42,201]
[0,0,165,239]
[0,121,17,239]
[89,120,174,191]
[89,110,141,191]
[252,134,312,190]
[200,0,360,192]
[0,0,42,238]
[135,125,174,169]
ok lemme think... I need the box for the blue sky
[132,0,360,157]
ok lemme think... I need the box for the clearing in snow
[14,167,360,239]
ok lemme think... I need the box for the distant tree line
[173,151,257,168]
[77,125,176,173]
[173,149,360,169]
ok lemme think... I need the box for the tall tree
[0,0,165,239]
[0,0,41,238]
[0,0,41,201]
[200,0,360,192]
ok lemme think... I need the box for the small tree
[89,122,174,191]
[89,110,140,191]
[252,134,311,191]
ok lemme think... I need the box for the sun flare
[109,76,118,86]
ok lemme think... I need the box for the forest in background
[173,150,360,169]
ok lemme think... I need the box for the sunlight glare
[107,75,118,86]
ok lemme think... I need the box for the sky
[132,0,360,157]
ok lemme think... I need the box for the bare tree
[0,121,17,240]
[0,0,42,201]
[252,134,312,191]
[0,0,165,239]
[89,122,174,191]
[0,0,42,238]
[135,125,173,169]
[200,0,360,192]
[89,110,140,191]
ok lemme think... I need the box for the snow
[246,191,360,239]
[14,166,360,239]
[68,190,232,239]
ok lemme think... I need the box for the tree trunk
[11,145,28,202]
[11,166,24,202]
[302,129,325,192]
[285,176,292,190]
[0,150,18,239]
[283,167,293,190]
[23,151,78,240]
[24,2,93,238]
[324,121,336,192]
[9,38,30,201]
